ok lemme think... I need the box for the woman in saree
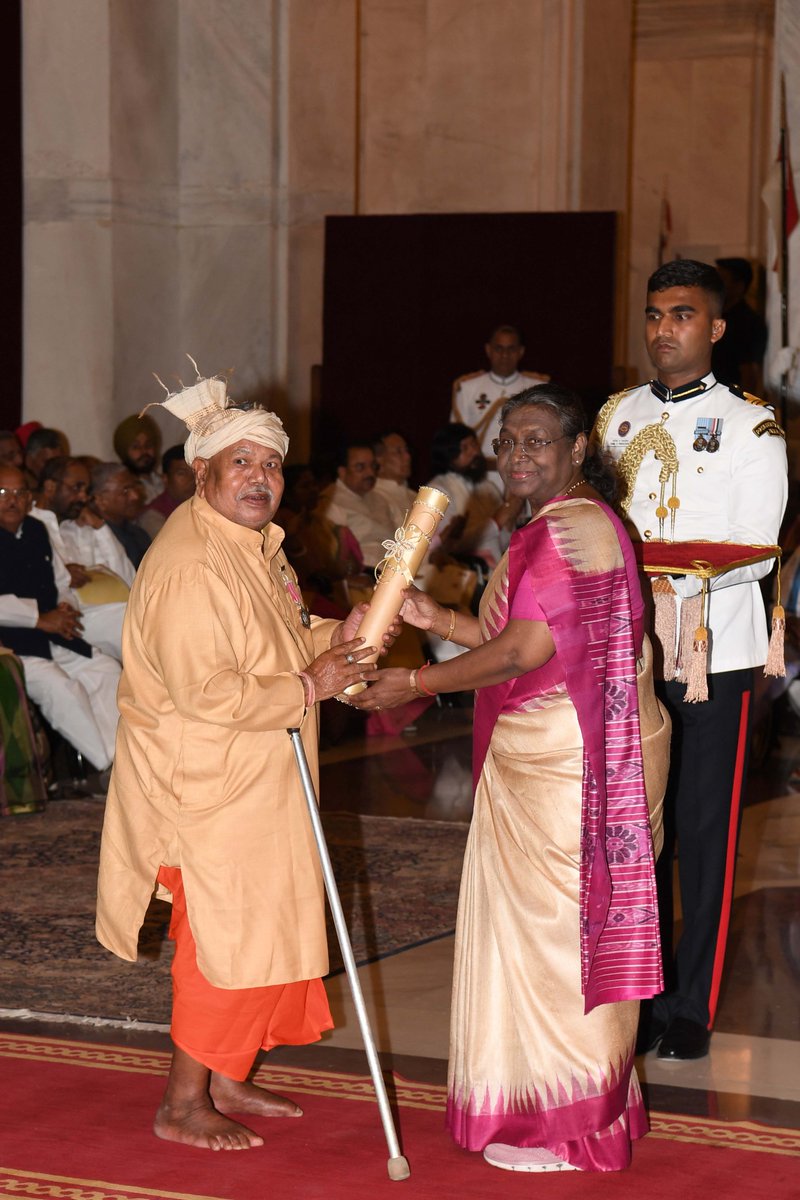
[351,384,670,1173]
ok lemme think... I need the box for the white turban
[143,362,289,464]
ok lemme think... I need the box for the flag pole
[780,73,790,429]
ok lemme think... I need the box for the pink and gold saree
[446,497,669,1171]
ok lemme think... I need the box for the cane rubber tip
[388,1155,411,1181]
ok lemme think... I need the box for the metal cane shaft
[289,729,406,1168]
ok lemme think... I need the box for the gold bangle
[440,608,457,642]
[409,669,418,695]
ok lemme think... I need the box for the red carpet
[1,1033,798,1199]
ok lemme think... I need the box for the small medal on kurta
[280,564,311,627]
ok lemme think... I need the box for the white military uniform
[451,369,549,490]
[596,372,787,673]
[596,370,787,1034]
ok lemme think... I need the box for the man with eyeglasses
[316,442,394,569]
[63,462,152,572]
[594,258,787,1062]
[450,324,549,486]
[0,464,120,778]
[29,456,129,661]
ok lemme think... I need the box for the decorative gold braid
[592,391,627,447]
[616,422,679,518]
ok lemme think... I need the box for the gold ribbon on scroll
[343,486,450,696]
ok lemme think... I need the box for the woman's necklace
[560,476,584,498]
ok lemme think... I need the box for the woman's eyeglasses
[491,435,568,456]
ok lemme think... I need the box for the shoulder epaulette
[729,383,770,407]
[453,370,484,388]
[521,369,551,382]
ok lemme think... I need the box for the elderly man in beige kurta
[96,367,381,1153]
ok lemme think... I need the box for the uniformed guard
[593,259,787,1061]
[450,323,549,488]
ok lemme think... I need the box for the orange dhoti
[158,866,334,1081]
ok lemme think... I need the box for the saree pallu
[446,498,669,1171]
[0,650,46,817]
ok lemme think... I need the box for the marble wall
[22,0,775,459]
[22,0,637,459]
[627,0,774,378]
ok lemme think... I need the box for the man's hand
[37,602,84,639]
[67,563,91,588]
[305,637,379,702]
[332,602,403,657]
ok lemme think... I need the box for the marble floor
[3,696,799,1137]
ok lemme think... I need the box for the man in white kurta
[96,370,379,1153]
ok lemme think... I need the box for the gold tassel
[764,559,785,679]
[683,580,709,703]
[765,604,785,678]
[676,591,702,682]
[652,577,677,679]
[684,623,709,702]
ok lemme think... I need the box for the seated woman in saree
[349,383,670,1174]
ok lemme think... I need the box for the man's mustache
[238,485,272,499]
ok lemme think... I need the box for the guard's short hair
[647,260,725,315]
[487,323,524,344]
[715,256,753,289]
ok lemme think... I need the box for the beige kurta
[96,494,338,989]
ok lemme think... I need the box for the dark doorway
[320,211,616,482]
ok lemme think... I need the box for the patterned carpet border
[0,801,467,1024]
[0,1167,226,1200]
[2,1033,798,1157]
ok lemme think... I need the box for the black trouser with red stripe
[652,668,753,1030]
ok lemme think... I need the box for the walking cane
[288,728,411,1182]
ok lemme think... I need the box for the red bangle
[416,661,437,697]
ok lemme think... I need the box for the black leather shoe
[657,1017,711,1060]
[635,1012,669,1055]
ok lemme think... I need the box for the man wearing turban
[96,366,381,1151]
[113,412,164,503]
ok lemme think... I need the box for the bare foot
[154,1096,264,1151]
[210,1075,303,1118]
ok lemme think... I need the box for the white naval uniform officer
[595,259,787,1063]
[450,324,548,489]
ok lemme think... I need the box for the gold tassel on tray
[344,486,450,696]
[765,560,786,679]
[683,581,709,703]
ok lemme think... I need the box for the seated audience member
[138,444,196,539]
[0,431,24,471]
[0,465,120,775]
[77,460,154,568]
[59,471,137,588]
[113,413,164,503]
[427,423,521,573]
[275,464,367,613]
[0,647,47,815]
[23,427,68,491]
[31,457,127,661]
[316,442,395,569]
[373,430,416,528]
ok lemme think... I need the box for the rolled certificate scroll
[344,485,450,695]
